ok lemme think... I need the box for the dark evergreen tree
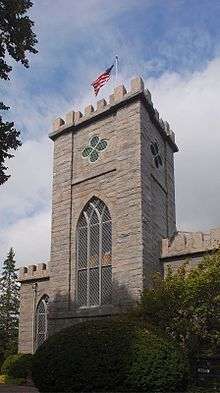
[0,248,20,362]
[0,0,38,185]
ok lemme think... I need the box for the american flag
[91,64,114,96]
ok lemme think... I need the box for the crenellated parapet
[49,76,178,152]
[18,263,49,282]
[161,228,220,259]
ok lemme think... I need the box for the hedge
[32,317,189,392]
[0,374,26,385]
[1,353,33,379]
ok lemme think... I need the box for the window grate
[78,227,88,268]
[102,221,112,266]
[102,266,112,305]
[35,296,49,350]
[78,270,87,307]
[89,268,99,306]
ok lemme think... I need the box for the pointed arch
[76,197,112,307]
[35,295,49,349]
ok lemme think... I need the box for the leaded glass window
[150,140,163,168]
[76,198,112,307]
[35,295,49,349]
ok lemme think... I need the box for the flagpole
[115,56,119,86]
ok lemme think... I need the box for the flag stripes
[91,64,114,96]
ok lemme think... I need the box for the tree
[0,248,20,362]
[140,251,220,361]
[0,0,38,185]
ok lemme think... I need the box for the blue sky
[8,0,220,105]
[1,0,220,266]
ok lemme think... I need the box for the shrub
[32,318,189,392]
[0,374,26,385]
[127,328,189,391]
[0,374,6,384]
[140,251,220,359]
[1,353,32,379]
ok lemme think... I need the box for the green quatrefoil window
[82,135,108,163]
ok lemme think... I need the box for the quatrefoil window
[82,135,108,163]
[150,141,163,169]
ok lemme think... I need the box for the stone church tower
[18,77,178,353]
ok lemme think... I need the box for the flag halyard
[91,64,114,96]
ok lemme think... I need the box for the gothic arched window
[76,197,112,307]
[35,295,49,349]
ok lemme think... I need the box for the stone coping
[49,76,178,153]
[18,263,49,282]
[161,228,220,259]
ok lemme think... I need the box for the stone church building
[18,77,220,353]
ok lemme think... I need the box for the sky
[1,0,220,267]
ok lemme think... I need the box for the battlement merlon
[161,228,220,259]
[18,263,49,283]
[49,76,178,153]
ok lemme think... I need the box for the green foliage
[127,328,189,392]
[140,251,220,359]
[0,373,26,385]
[0,0,38,80]
[0,0,38,184]
[0,248,20,361]
[187,388,220,393]
[0,103,21,184]
[1,353,32,379]
[32,318,189,393]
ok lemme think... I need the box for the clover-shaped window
[150,141,163,169]
[82,135,108,163]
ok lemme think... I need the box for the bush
[0,374,26,385]
[32,318,189,392]
[0,354,4,371]
[1,353,32,379]
[140,252,220,359]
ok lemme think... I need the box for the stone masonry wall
[49,131,73,315]
[161,228,220,275]
[162,228,220,258]
[18,264,49,354]
[49,87,144,325]
[48,77,178,330]
[18,77,178,347]
[140,95,177,287]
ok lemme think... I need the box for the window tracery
[35,295,49,349]
[76,197,112,307]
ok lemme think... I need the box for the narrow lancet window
[35,295,49,349]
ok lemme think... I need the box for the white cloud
[0,209,51,268]
[1,1,220,268]
[147,57,220,231]
[1,56,220,268]
[0,137,53,227]
[0,136,52,267]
